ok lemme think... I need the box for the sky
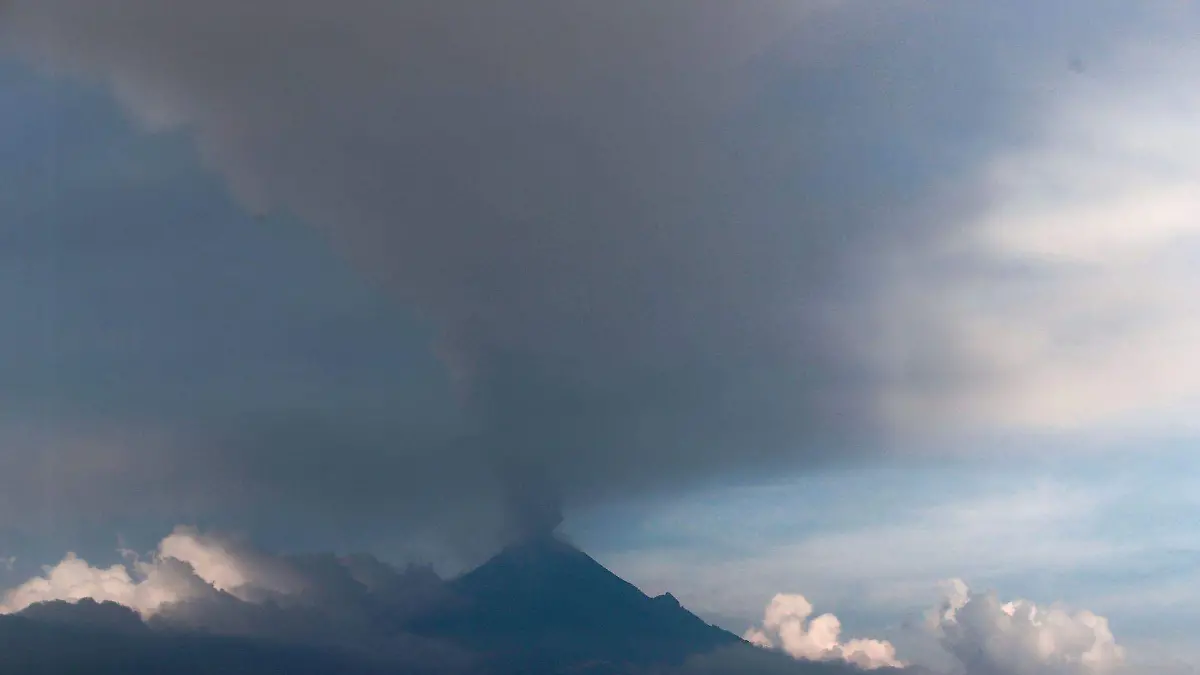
[2,0,1200,672]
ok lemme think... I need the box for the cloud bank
[1,527,472,672]
[0,527,309,616]
[1,527,447,625]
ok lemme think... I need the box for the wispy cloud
[602,480,1124,620]
[874,41,1200,435]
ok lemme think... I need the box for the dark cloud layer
[0,1,1183,549]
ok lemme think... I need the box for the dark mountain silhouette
[0,536,885,675]
[1,605,401,675]
[414,534,743,672]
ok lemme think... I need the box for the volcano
[414,534,743,672]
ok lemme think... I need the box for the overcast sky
[1,0,1200,670]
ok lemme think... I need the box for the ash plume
[0,0,1178,547]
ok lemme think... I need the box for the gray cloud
[0,0,1191,548]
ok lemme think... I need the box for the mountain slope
[414,534,742,672]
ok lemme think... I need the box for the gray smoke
[0,0,1175,548]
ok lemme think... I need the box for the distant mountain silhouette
[414,534,743,672]
[2,606,399,675]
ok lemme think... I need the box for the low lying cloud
[743,593,903,670]
[1,527,472,672]
[0,528,300,616]
[1,552,205,617]
[744,581,1127,675]
[928,579,1124,675]
[0,525,449,648]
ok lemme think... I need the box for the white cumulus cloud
[927,579,1125,675]
[743,593,903,670]
[0,550,209,617]
[0,526,299,617]
[744,581,1129,675]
